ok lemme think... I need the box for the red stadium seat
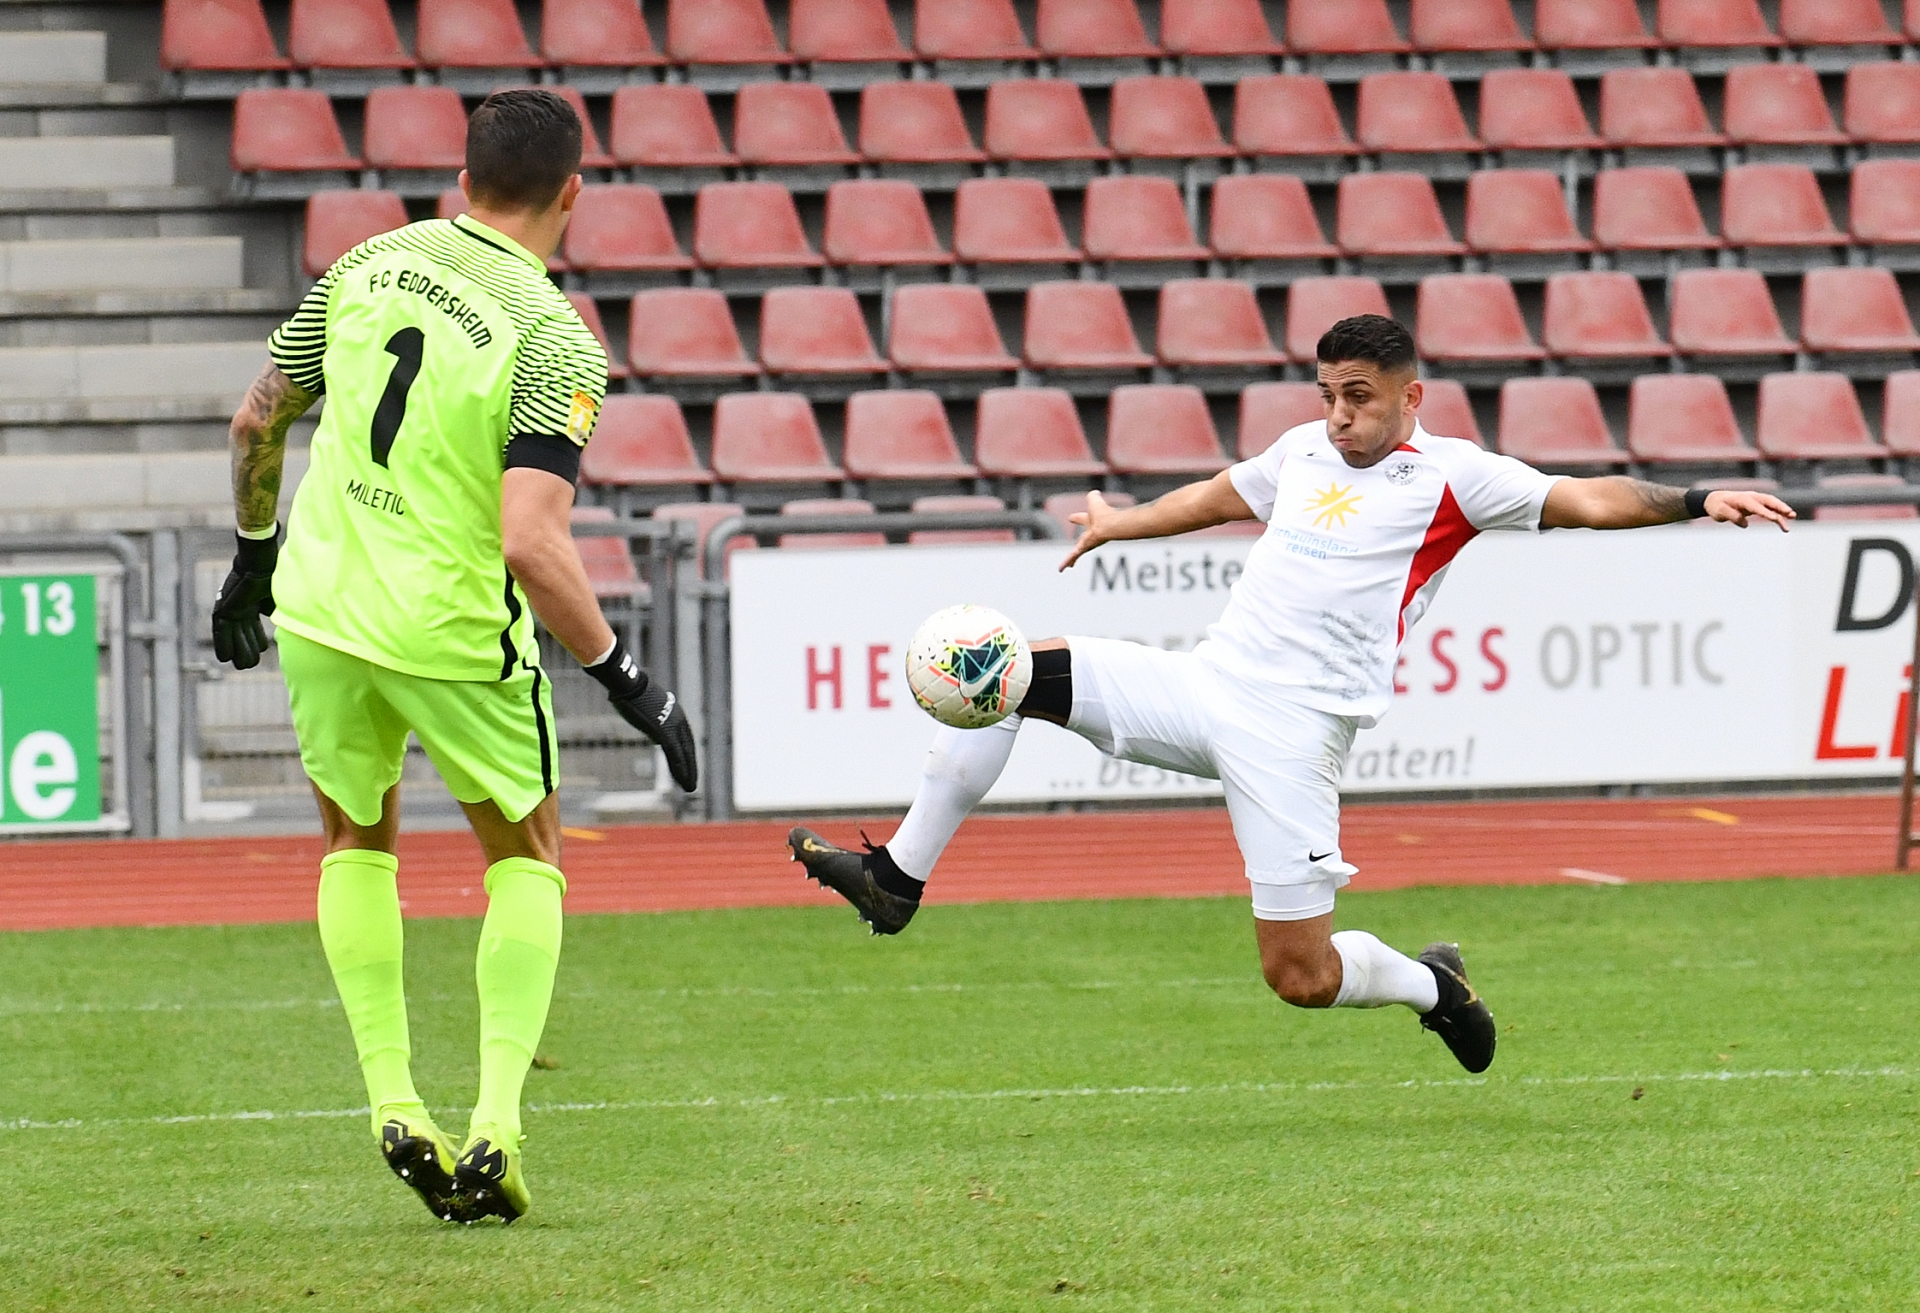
[1465,170,1595,260]
[231,90,361,176]
[844,390,980,480]
[1626,375,1756,463]
[1107,385,1229,474]
[1415,274,1546,364]
[162,0,291,72]
[1810,475,1915,524]
[627,288,760,379]
[1023,281,1154,372]
[1497,378,1623,466]
[1541,272,1670,361]
[1159,0,1285,57]
[913,0,1036,63]
[1336,173,1466,258]
[1231,75,1358,163]
[692,182,823,271]
[1779,0,1900,46]
[666,0,790,66]
[1284,275,1390,360]
[1756,373,1886,460]
[562,185,691,277]
[1417,379,1484,447]
[1035,0,1161,61]
[1591,167,1721,257]
[541,0,664,70]
[823,180,950,269]
[760,287,887,379]
[290,0,414,72]
[952,177,1081,267]
[653,501,754,578]
[1286,0,1410,55]
[858,81,985,170]
[1721,164,1844,252]
[1082,175,1210,270]
[571,507,646,599]
[610,85,738,173]
[415,0,538,70]
[1668,268,1796,359]
[565,292,627,380]
[776,498,884,550]
[302,189,406,276]
[789,0,909,65]
[907,494,1013,546]
[1108,76,1235,167]
[1723,65,1848,147]
[1534,0,1659,54]
[1355,72,1479,157]
[1238,382,1324,457]
[1884,372,1920,456]
[1209,174,1339,265]
[1409,0,1532,60]
[1851,160,1920,250]
[1845,64,1920,148]
[712,393,845,482]
[580,395,713,486]
[1600,68,1726,153]
[886,284,1019,375]
[362,85,465,170]
[984,80,1112,171]
[1800,268,1920,355]
[1910,0,1920,39]
[1156,279,1287,368]
[1656,0,1782,50]
[973,388,1109,478]
[1478,70,1603,152]
[734,83,860,168]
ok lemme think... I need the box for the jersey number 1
[370,327,425,468]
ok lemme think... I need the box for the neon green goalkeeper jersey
[266,214,607,681]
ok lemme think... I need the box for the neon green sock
[470,856,566,1145]
[316,849,425,1139]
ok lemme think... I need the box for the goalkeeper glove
[211,526,280,671]
[586,635,698,793]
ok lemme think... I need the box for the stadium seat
[1286,0,1410,62]
[973,388,1109,478]
[610,85,738,187]
[1238,382,1324,457]
[1024,281,1154,375]
[1591,167,1722,267]
[1599,68,1727,170]
[692,182,824,278]
[1625,375,1757,463]
[858,81,985,180]
[627,288,761,380]
[654,501,754,577]
[1408,0,1532,69]
[912,0,1037,72]
[289,0,414,79]
[570,507,647,599]
[1542,271,1669,366]
[1464,170,1595,267]
[1910,0,1920,40]
[1845,64,1920,152]
[788,0,910,72]
[1533,0,1659,64]
[759,287,887,382]
[1756,373,1887,460]
[1722,65,1849,161]
[230,90,361,192]
[1477,70,1603,154]
[844,390,980,480]
[952,177,1081,277]
[1045,489,1137,535]
[1105,385,1229,475]
[733,82,860,177]
[822,180,950,272]
[1159,0,1285,69]
[1035,0,1161,70]
[1108,76,1235,176]
[983,80,1112,180]
[565,292,627,380]
[1081,175,1210,280]
[1156,279,1287,371]
[1656,0,1782,64]
[541,0,664,79]
[1496,378,1624,466]
[1415,274,1545,365]
[1355,72,1480,171]
[886,284,1019,377]
[1284,275,1391,360]
[1209,174,1339,273]
[776,498,885,550]
[1336,173,1466,264]
[1231,75,1358,172]
[362,85,466,182]
[162,0,291,78]
[1810,474,1915,523]
[562,185,692,285]
[712,392,845,482]
[1720,164,1845,264]
[1417,378,1484,447]
[1883,372,1920,456]
[302,189,406,277]
[1779,0,1901,62]
[1851,160,1920,261]
[907,494,1015,546]
[414,0,539,77]
[1667,268,1796,363]
[1800,268,1920,358]
[666,0,790,73]
[580,394,713,487]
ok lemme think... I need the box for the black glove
[211,527,280,671]
[587,635,698,793]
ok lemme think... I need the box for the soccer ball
[904,604,1034,729]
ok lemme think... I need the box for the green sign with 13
[0,573,100,829]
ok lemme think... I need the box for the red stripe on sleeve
[1397,484,1478,644]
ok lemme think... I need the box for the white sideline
[2,1065,1909,1134]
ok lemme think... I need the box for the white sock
[1330,930,1440,1012]
[885,715,1022,881]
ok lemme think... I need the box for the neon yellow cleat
[379,1115,468,1222]
[454,1126,530,1223]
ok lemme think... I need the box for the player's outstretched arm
[1058,470,1257,571]
[212,362,318,669]
[1541,477,1795,532]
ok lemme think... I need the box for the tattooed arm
[1541,476,1795,532]
[229,362,317,533]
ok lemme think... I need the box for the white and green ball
[904,604,1034,729]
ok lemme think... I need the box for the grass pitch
[3,875,1917,1311]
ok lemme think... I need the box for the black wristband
[1683,489,1712,519]
[584,633,646,698]
[234,525,281,570]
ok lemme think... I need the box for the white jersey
[1195,419,1562,725]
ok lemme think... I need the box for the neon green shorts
[279,629,556,827]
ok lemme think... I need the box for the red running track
[0,794,1906,932]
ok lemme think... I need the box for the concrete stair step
[0,312,286,348]
[0,185,226,214]
[0,340,265,421]
[0,83,167,111]
[0,136,173,190]
[0,447,312,531]
[0,287,291,318]
[0,32,107,87]
[0,235,242,293]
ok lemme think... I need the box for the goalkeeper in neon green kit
[210,89,696,1224]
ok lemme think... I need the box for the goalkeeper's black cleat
[788,827,920,936]
[1418,942,1496,1074]
[453,1128,530,1224]
[379,1116,469,1223]
[585,635,698,792]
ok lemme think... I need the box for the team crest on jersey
[1386,460,1418,486]
[1306,482,1363,529]
[567,390,598,444]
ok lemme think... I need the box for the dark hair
[1316,314,1418,374]
[465,89,582,212]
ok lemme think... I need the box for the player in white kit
[790,316,1793,1072]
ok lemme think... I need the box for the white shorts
[1065,636,1359,921]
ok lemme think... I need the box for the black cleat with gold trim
[1418,942,1496,1074]
[788,827,921,936]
